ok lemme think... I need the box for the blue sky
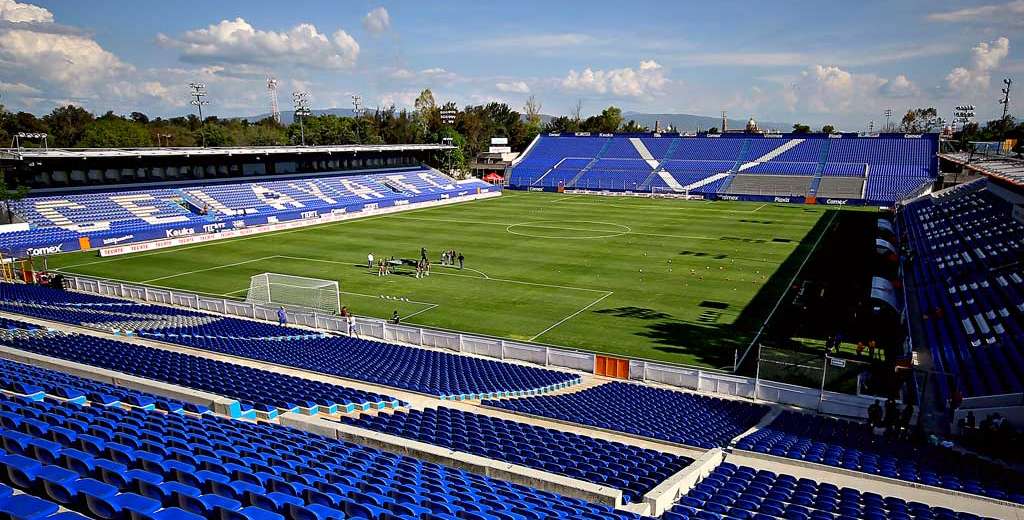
[0,0,1020,129]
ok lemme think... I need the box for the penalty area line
[529,291,614,342]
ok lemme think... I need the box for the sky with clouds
[0,0,1020,129]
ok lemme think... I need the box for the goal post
[245,273,340,315]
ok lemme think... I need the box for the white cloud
[946,37,1010,92]
[0,0,51,23]
[783,65,918,114]
[362,7,390,33]
[561,60,668,97]
[927,0,1024,22]
[157,17,359,70]
[495,81,530,93]
[0,80,40,95]
[378,90,419,109]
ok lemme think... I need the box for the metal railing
[63,275,872,417]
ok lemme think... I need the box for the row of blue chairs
[338,406,692,504]
[0,385,653,520]
[0,283,581,399]
[0,321,400,418]
[483,382,769,449]
[664,462,993,520]
[734,411,1024,503]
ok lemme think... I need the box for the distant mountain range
[241,108,792,133]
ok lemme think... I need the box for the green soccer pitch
[46,191,846,370]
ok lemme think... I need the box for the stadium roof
[0,143,453,161]
[940,152,1024,187]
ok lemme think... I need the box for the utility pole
[292,91,311,146]
[189,82,209,147]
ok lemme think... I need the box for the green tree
[821,124,835,134]
[899,107,940,133]
[792,123,811,134]
[707,127,719,134]
[621,119,649,133]
[77,117,152,147]
[581,106,623,133]
[42,105,94,147]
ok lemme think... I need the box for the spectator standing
[421,247,428,261]
[277,306,288,326]
[391,310,401,324]
[347,314,357,337]
[884,398,899,430]
[867,400,883,428]
[458,252,465,270]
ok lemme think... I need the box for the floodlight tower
[189,82,209,147]
[292,91,311,146]
[883,108,893,132]
[1000,78,1012,138]
[267,76,281,124]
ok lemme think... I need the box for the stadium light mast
[883,108,893,132]
[292,91,311,146]
[189,82,209,147]
[1000,78,1012,138]
[267,76,281,124]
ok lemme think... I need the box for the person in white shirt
[367,253,374,270]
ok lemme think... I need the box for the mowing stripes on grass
[48,192,837,368]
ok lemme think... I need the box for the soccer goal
[651,185,689,198]
[245,273,341,315]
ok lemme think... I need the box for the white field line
[390,215,792,243]
[402,303,439,320]
[551,198,777,213]
[530,291,614,341]
[273,254,610,294]
[141,256,276,283]
[435,264,491,279]
[57,200,488,270]
[736,210,839,368]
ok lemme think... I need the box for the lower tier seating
[663,462,996,520]
[735,411,1024,503]
[0,323,400,417]
[338,406,692,504]
[0,389,652,520]
[482,382,769,449]
[726,176,811,197]
[0,283,581,399]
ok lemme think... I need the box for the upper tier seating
[0,320,400,417]
[510,135,937,203]
[482,382,769,449]
[735,410,1024,503]
[0,381,652,519]
[0,283,581,399]
[662,462,997,520]
[339,406,693,504]
[898,182,1024,400]
[0,168,486,255]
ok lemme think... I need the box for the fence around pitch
[64,275,871,416]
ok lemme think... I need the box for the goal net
[245,273,340,315]
[651,185,691,198]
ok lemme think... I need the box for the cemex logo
[27,244,63,256]
[825,199,849,205]
[720,195,739,201]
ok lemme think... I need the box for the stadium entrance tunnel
[505,220,631,239]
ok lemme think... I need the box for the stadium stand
[0,283,582,399]
[898,180,1024,401]
[0,168,493,256]
[338,406,693,504]
[0,320,401,418]
[482,381,769,448]
[0,380,652,519]
[661,462,999,520]
[509,134,937,204]
[734,410,1024,503]
[0,355,209,415]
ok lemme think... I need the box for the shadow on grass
[598,209,841,370]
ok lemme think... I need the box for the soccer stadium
[0,2,1023,520]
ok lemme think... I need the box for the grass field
[47,191,844,369]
